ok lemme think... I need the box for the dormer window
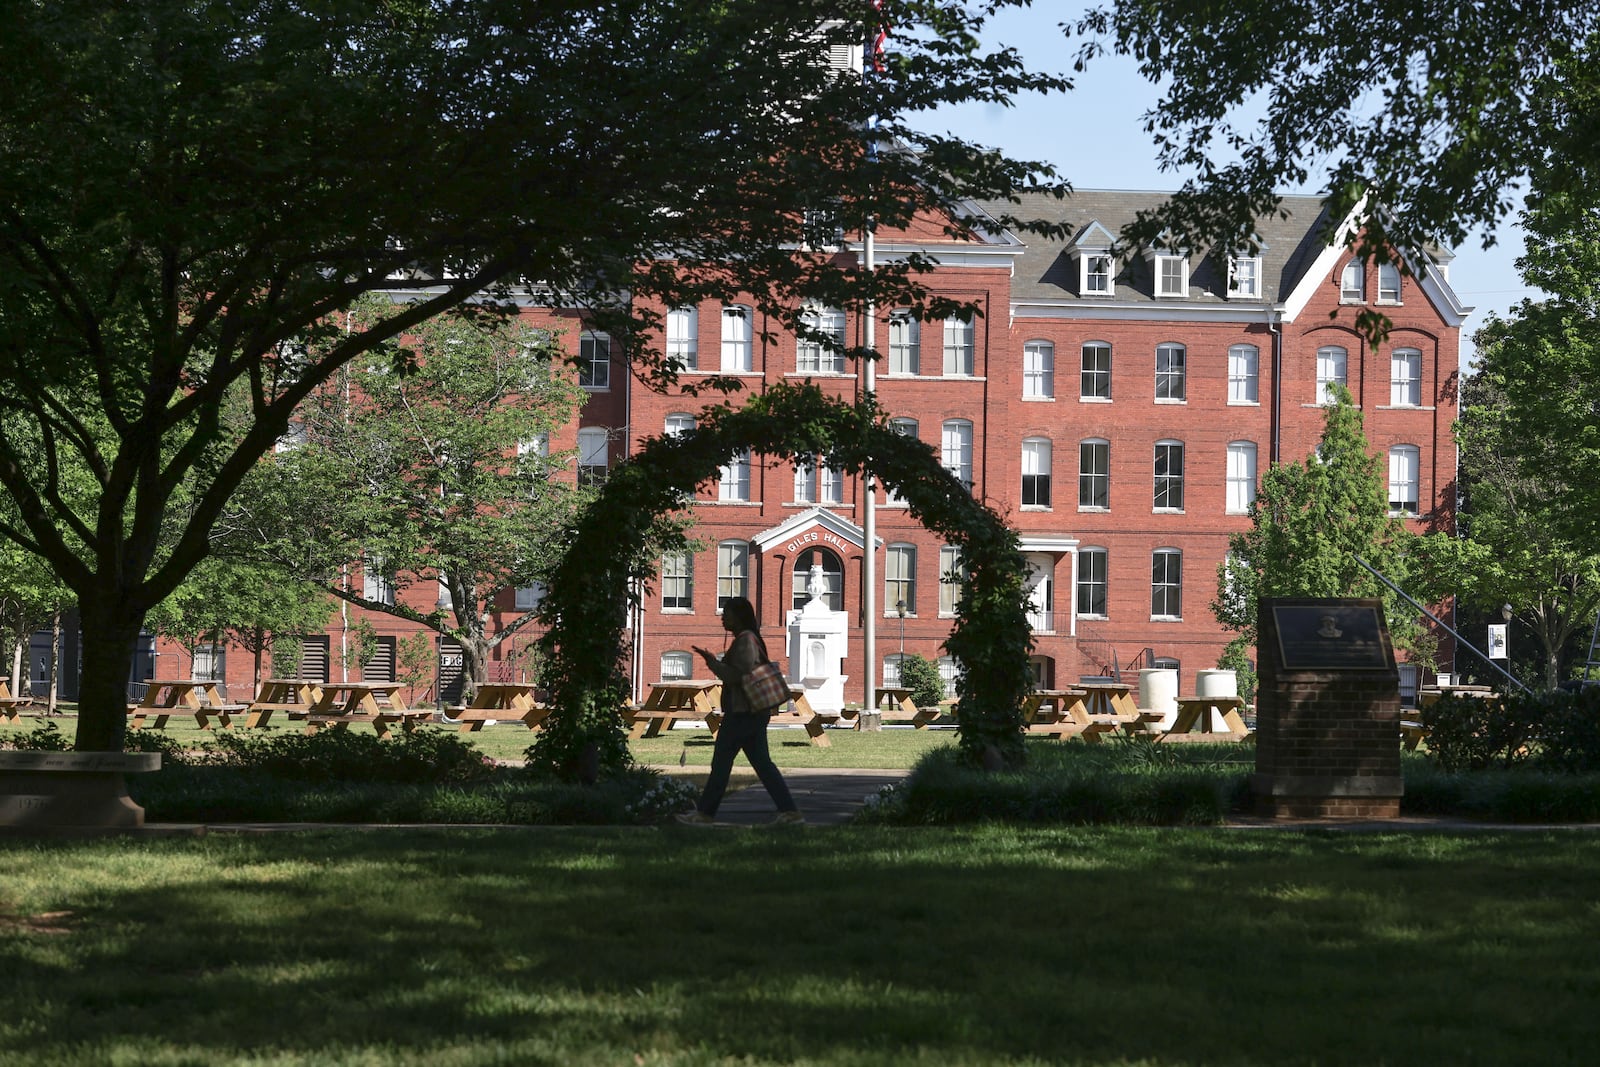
[1068,221,1118,298]
[1083,253,1113,295]
[1154,253,1189,298]
[1228,255,1262,299]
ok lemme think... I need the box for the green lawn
[3,827,1598,1065]
[1,714,955,769]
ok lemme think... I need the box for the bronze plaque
[1272,603,1392,670]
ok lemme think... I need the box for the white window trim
[1153,253,1190,298]
[1227,254,1262,299]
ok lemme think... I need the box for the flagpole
[861,12,885,714]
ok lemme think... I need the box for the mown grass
[3,827,1599,1065]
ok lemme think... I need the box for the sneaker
[674,811,716,826]
[771,811,806,826]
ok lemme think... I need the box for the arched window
[792,547,844,610]
[884,417,918,506]
[664,412,695,438]
[1340,260,1365,301]
[660,651,693,681]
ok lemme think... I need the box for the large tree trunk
[72,595,147,752]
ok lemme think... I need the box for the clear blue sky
[924,4,1541,359]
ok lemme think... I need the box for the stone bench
[0,750,161,830]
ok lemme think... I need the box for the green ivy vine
[528,382,1035,779]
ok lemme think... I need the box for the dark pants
[697,713,798,816]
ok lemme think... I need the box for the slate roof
[980,189,1336,307]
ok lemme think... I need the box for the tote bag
[741,660,790,714]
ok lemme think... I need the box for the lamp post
[896,599,906,654]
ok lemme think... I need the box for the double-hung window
[1155,254,1189,297]
[1226,442,1257,514]
[1316,346,1348,405]
[943,316,974,376]
[577,427,608,487]
[661,552,692,611]
[716,541,748,608]
[1081,342,1112,399]
[721,305,752,372]
[938,546,965,616]
[579,332,610,390]
[1155,343,1186,401]
[1076,547,1107,617]
[1391,349,1422,406]
[1151,549,1182,619]
[1389,445,1420,515]
[794,457,842,504]
[1021,438,1052,508]
[1229,255,1262,298]
[1228,344,1259,403]
[941,419,973,489]
[1154,441,1184,511]
[1084,254,1112,295]
[797,306,846,374]
[666,307,697,371]
[886,544,916,614]
[884,418,917,506]
[1341,260,1366,301]
[1023,340,1055,398]
[1079,439,1109,509]
[1378,262,1402,303]
[888,312,919,375]
[718,449,751,501]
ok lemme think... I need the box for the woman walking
[676,596,804,826]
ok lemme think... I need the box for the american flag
[870,0,890,73]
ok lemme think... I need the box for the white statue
[806,562,828,602]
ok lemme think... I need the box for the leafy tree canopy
[1214,387,1435,664]
[1072,2,1600,265]
[0,0,1066,749]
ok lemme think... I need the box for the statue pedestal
[788,590,848,714]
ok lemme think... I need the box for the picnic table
[244,678,325,728]
[127,678,242,730]
[627,680,722,738]
[1021,688,1117,741]
[1160,696,1251,742]
[302,682,429,737]
[0,676,35,722]
[452,683,550,732]
[872,686,941,728]
[761,686,835,747]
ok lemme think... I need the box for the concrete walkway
[668,767,908,828]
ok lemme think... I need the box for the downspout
[1268,310,1283,464]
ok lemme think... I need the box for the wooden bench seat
[125,705,240,730]
[303,710,431,738]
[451,703,551,732]
[243,703,316,728]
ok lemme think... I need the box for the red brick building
[109,191,1465,709]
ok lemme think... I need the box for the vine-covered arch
[529,382,1034,779]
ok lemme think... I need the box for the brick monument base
[1251,598,1403,820]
